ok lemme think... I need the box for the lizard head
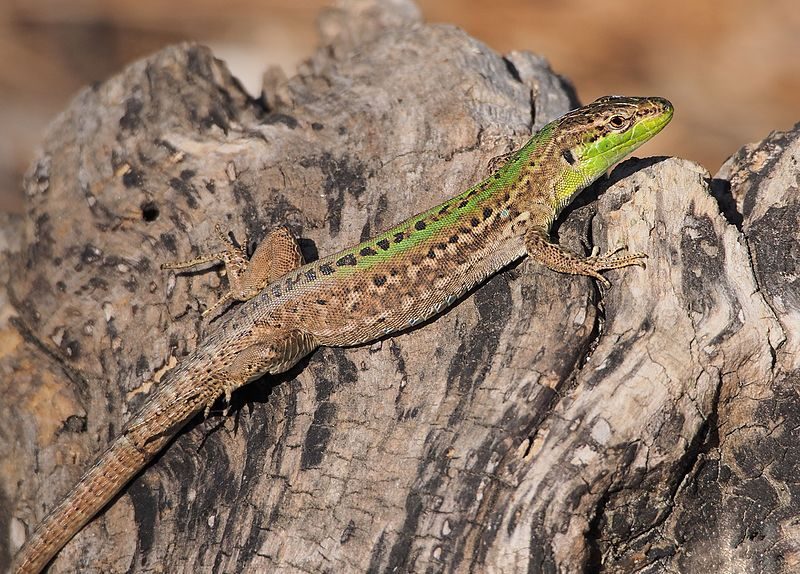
[550,95,673,210]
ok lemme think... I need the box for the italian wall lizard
[12,95,673,572]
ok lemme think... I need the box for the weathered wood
[1,1,797,572]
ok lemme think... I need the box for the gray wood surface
[1,1,797,572]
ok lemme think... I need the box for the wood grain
[1,1,797,572]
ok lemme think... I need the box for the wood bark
[1,1,798,572]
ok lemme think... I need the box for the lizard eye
[608,115,629,130]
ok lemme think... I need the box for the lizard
[11,95,673,573]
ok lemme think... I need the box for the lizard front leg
[486,148,519,173]
[524,227,647,287]
[163,224,304,316]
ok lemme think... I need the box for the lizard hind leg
[203,372,241,418]
[201,329,317,418]
[163,224,305,317]
[524,228,647,287]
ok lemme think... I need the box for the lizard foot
[583,245,648,287]
[164,224,305,318]
[202,374,239,418]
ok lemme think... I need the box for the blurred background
[0,0,798,214]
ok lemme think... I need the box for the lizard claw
[202,376,238,418]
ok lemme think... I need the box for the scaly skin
[12,95,672,573]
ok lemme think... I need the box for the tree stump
[1,1,798,572]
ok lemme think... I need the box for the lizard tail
[12,432,166,574]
